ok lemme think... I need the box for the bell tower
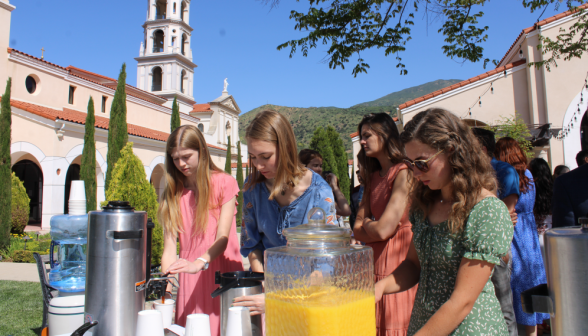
[135,0,197,113]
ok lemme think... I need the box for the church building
[0,0,245,230]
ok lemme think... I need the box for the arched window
[153,30,165,53]
[197,123,204,132]
[155,0,167,19]
[152,67,163,91]
[180,70,187,93]
[181,1,186,21]
[173,2,176,14]
[181,34,187,56]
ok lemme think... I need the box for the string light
[559,71,588,140]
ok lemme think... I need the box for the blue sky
[7,0,568,113]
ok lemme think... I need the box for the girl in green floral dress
[375,109,514,336]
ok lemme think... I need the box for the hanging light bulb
[575,116,578,122]
[479,100,482,107]
[519,49,524,59]
[491,85,494,94]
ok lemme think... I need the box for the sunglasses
[403,149,444,172]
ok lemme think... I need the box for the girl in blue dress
[233,110,336,315]
[495,137,550,336]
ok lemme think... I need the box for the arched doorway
[180,69,187,93]
[155,0,167,19]
[153,30,165,53]
[63,163,81,214]
[12,160,43,224]
[150,164,166,202]
[581,111,588,151]
[181,34,187,56]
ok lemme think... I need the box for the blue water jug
[49,214,88,292]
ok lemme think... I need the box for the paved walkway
[0,262,40,282]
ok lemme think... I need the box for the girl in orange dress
[159,125,243,335]
[353,113,416,336]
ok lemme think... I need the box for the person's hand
[350,237,358,245]
[509,210,518,227]
[326,173,338,189]
[233,294,265,316]
[375,280,385,303]
[166,258,205,274]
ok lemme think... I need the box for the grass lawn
[0,281,43,336]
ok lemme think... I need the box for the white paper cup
[226,307,252,336]
[69,181,86,201]
[135,310,164,336]
[153,299,175,329]
[185,314,211,336]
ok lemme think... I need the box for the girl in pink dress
[159,125,244,335]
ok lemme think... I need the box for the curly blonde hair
[400,108,497,234]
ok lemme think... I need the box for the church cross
[41,47,45,60]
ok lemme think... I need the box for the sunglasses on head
[403,149,444,172]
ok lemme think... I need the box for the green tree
[485,113,534,158]
[310,127,337,175]
[11,173,30,234]
[326,126,350,202]
[105,63,129,192]
[245,160,249,178]
[102,143,163,265]
[273,0,586,76]
[171,97,180,133]
[81,97,97,212]
[0,78,12,249]
[236,141,244,227]
[225,136,232,174]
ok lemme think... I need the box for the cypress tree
[245,159,249,179]
[236,141,243,227]
[170,97,180,132]
[102,143,163,265]
[326,126,350,202]
[310,127,337,175]
[224,136,232,174]
[0,78,12,249]
[81,97,97,211]
[105,63,129,192]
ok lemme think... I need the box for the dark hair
[357,113,404,200]
[471,128,496,156]
[400,108,496,234]
[529,158,553,225]
[576,150,588,167]
[494,137,531,193]
[298,149,323,166]
[553,165,570,179]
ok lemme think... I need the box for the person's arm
[502,194,518,226]
[552,176,575,228]
[327,174,352,216]
[248,249,264,272]
[355,169,410,242]
[161,230,178,295]
[166,196,236,274]
[412,258,495,336]
[375,239,420,301]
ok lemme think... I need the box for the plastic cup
[153,299,175,329]
[226,307,252,336]
[135,310,164,336]
[185,314,211,336]
[69,181,86,201]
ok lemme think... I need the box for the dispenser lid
[283,207,350,240]
[102,201,135,212]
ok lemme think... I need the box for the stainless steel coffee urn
[522,218,588,336]
[211,271,264,336]
[84,201,149,336]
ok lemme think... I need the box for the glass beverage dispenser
[264,208,376,336]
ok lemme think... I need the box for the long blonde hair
[400,108,497,234]
[244,110,305,200]
[158,125,223,236]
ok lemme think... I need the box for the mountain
[352,79,462,108]
[238,79,462,154]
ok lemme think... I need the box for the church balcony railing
[152,47,164,53]
[152,84,162,92]
[155,14,166,20]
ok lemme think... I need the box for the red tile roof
[66,66,117,82]
[5,98,225,151]
[7,48,67,70]
[191,103,212,113]
[497,3,588,67]
[398,59,527,110]
[231,162,250,168]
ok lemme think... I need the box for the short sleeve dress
[175,172,244,335]
[407,197,514,336]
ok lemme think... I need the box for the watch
[197,257,209,270]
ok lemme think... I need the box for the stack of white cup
[185,314,211,336]
[135,310,164,336]
[68,181,86,215]
[226,307,252,336]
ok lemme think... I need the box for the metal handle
[211,279,239,298]
[106,230,143,239]
[50,241,59,268]
[71,320,98,336]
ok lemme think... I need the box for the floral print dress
[407,197,514,336]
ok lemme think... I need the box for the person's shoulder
[469,196,509,220]
[311,171,330,189]
[493,159,515,174]
[211,171,237,184]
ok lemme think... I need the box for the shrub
[102,142,163,265]
[11,173,30,234]
[12,250,34,263]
